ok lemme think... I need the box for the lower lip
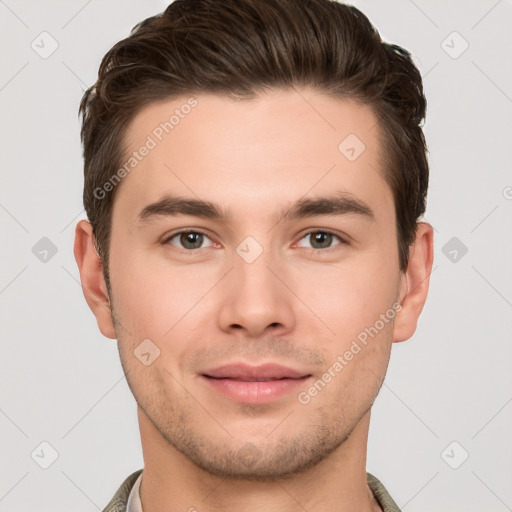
[201,375,310,404]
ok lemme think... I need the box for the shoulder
[366,472,402,512]
[102,469,143,512]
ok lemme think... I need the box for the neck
[137,408,382,512]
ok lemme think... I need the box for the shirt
[102,468,402,512]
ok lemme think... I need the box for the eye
[163,230,216,251]
[296,230,346,251]
[162,229,346,253]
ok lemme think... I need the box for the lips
[202,363,308,381]
[200,363,312,404]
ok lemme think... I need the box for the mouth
[200,363,312,404]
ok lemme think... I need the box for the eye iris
[311,232,332,249]
[176,232,335,250]
[181,232,203,249]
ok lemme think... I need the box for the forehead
[115,88,391,221]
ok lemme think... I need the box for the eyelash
[162,228,347,254]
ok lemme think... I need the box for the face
[103,88,406,478]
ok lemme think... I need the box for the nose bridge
[233,234,281,303]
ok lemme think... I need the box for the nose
[217,246,296,339]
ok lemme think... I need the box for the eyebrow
[136,192,375,224]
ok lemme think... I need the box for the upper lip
[202,363,310,381]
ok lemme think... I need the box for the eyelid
[162,227,211,240]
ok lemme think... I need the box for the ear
[73,219,117,339]
[393,222,434,343]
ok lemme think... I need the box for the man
[73,0,433,510]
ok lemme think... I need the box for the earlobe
[393,222,434,343]
[73,219,117,339]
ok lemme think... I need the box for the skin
[74,88,433,512]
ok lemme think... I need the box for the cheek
[110,246,187,325]
[298,251,399,336]
[109,249,217,366]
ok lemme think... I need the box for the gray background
[1,0,511,510]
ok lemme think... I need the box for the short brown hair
[79,0,428,291]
